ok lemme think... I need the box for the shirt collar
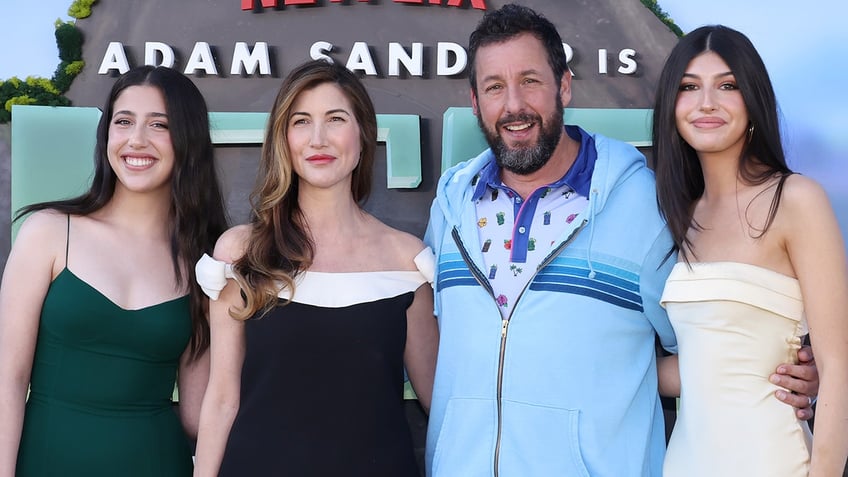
[472,125,597,201]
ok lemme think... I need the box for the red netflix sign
[242,0,487,10]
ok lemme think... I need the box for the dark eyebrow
[290,109,351,117]
[480,69,543,84]
[681,71,734,79]
[112,110,168,119]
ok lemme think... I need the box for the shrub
[0,11,93,123]
[68,0,98,19]
[55,22,83,62]
[640,0,683,37]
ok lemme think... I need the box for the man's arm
[657,346,818,421]
[657,354,679,398]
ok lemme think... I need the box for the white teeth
[505,123,531,131]
[125,157,154,167]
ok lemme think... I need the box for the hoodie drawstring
[586,188,599,279]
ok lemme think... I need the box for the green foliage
[52,62,74,93]
[2,77,70,108]
[0,78,23,122]
[0,1,97,123]
[25,77,60,95]
[641,0,684,37]
[68,0,98,19]
[65,60,85,76]
[50,20,86,94]
[55,22,83,62]
[0,75,70,123]
[2,77,22,89]
[5,95,38,110]
[52,59,87,93]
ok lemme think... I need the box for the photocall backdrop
[11,0,678,240]
[6,1,838,469]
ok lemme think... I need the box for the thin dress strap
[65,214,70,268]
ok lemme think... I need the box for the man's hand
[770,345,818,421]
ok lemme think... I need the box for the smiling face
[471,32,570,176]
[107,85,175,195]
[286,82,362,193]
[675,51,750,161]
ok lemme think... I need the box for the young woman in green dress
[0,66,228,477]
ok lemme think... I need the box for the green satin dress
[16,267,193,476]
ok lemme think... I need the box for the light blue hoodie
[424,128,677,477]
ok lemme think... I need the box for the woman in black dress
[193,60,438,476]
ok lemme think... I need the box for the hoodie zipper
[451,227,496,298]
[451,220,587,477]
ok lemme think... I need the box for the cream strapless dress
[661,262,812,477]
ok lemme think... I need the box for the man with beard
[423,4,818,476]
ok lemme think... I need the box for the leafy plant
[55,21,83,62]
[641,0,683,37]
[0,0,97,123]
[51,21,85,94]
[0,77,70,122]
[68,0,98,19]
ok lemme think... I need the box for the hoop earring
[746,123,755,142]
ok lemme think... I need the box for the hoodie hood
[435,126,648,226]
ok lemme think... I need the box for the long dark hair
[17,66,228,359]
[231,59,377,320]
[467,4,568,95]
[652,25,791,262]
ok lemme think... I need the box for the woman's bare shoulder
[369,219,427,270]
[10,210,72,270]
[779,174,833,218]
[15,209,70,242]
[762,173,842,249]
[782,173,827,199]
[213,224,252,262]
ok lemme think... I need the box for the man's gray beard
[492,130,559,175]
[479,107,564,176]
